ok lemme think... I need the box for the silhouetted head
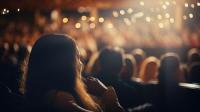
[158,53,181,86]
[25,34,98,111]
[188,48,200,64]
[120,54,136,81]
[139,56,159,84]
[189,62,200,83]
[98,47,124,79]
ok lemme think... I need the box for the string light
[17,8,20,12]
[157,14,162,20]
[119,10,125,15]
[158,23,164,29]
[89,17,95,21]
[134,12,144,18]
[191,4,195,8]
[89,23,96,29]
[162,5,167,10]
[75,23,81,29]
[169,18,175,23]
[197,2,200,6]
[145,17,151,22]
[127,8,133,14]
[189,13,194,18]
[165,1,170,6]
[165,13,170,18]
[107,23,113,29]
[6,10,9,13]
[113,11,119,17]
[81,16,87,21]
[62,17,68,24]
[124,18,131,26]
[140,1,144,6]
[184,3,189,7]
[99,17,104,23]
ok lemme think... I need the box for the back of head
[158,53,180,86]
[189,62,200,83]
[188,48,200,64]
[120,54,136,81]
[98,47,124,79]
[25,34,78,100]
[132,49,146,65]
[139,56,159,83]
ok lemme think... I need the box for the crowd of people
[0,12,200,112]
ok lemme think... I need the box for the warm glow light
[120,10,125,15]
[3,9,6,12]
[189,13,194,18]
[134,12,144,18]
[172,1,176,5]
[169,18,175,23]
[6,10,9,13]
[107,23,113,29]
[165,13,170,18]
[90,17,95,21]
[158,23,164,28]
[90,23,96,29]
[145,17,151,22]
[165,1,170,6]
[127,8,133,14]
[124,18,131,25]
[191,4,195,8]
[185,3,189,7]
[62,17,68,24]
[113,11,119,17]
[140,1,144,6]
[157,14,162,20]
[197,2,200,6]
[17,8,20,12]
[81,16,87,21]
[162,5,167,10]
[99,17,104,23]
[75,23,81,29]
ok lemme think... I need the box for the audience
[24,34,124,112]
[139,57,159,84]
[0,32,200,112]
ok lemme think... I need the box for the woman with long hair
[23,34,124,112]
[139,57,159,84]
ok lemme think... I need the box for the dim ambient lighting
[113,11,119,17]
[185,3,189,7]
[189,13,194,18]
[98,17,104,23]
[119,10,125,15]
[169,18,175,23]
[90,23,96,29]
[89,17,95,21]
[127,8,133,14]
[81,16,87,21]
[145,17,151,22]
[158,23,164,29]
[75,23,81,29]
[157,14,162,20]
[62,17,68,24]
[140,1,144,6]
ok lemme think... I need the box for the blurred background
[0,0,200,62]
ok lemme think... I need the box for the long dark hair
[24,34,99,111]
